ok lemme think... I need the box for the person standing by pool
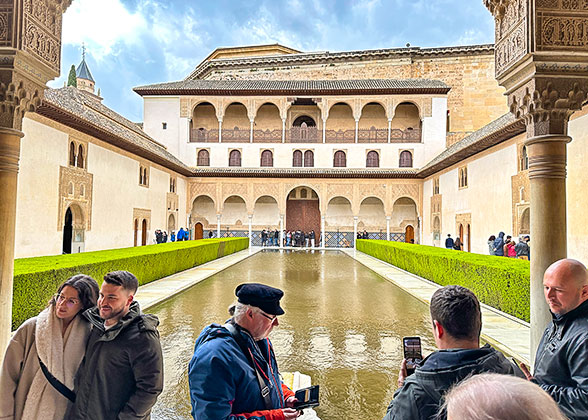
[0,274,99,420]
[188,283,299,420]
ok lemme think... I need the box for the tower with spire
[76,44,95,94]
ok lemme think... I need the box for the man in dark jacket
[68,271,163,420]
[188,283,298,420]
[521,259,588,420]
[493,231,505,256]
[383,285,522,420]
[444,234,454,249]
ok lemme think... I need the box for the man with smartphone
[383,285,523,420]
[188,283,300,420]
[520,259,588,420]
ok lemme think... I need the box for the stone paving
[341,248,531,364]
[134,246,530,365]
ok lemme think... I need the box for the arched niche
[222,195,247,225]
[358,197,385,229]
[191,195,216,226]
[326,102,354,131]
[252,195,280,226]
[325,196,353,229]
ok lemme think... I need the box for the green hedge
[12,238,248,330]
[357,240,530,322]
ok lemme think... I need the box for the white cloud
[62,0,146,59]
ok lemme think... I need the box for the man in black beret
[188,283,299,420]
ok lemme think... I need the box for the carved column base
[525,134,570,363]
[0,128,24,355]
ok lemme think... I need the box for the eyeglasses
[258,310,277,322]
[54,294,80,307]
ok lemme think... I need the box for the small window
[399,150,412,168]
[304,150,314,167]
[300,189,308,198]
[229,150,241,167]
[169,177,176,193]
[459,167,468,188]
[366,151,379,168]
[521,146,528,171]
[293,150,303,167]
[334,150,346,167]
[77,144,84,169]
[197,149,210,166]
[69,142,76,166]
[139,166,149,186]
[162,122,167,130]
[433,177,440,195]
[261,150,273,167]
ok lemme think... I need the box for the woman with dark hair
[488,235,496,255]
[0,274,99,420]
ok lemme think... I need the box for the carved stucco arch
[392,195,420,218]
[191,100,219,117]
[284,184,322,213]
[327,101,355,119]
[394,100,422,119]
[254,101,283,119]
[67,203,85,230]
[221,194,248,212]
[357,195,387,217]
[360,100,389,121]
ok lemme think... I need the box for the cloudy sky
[49,0,496,123]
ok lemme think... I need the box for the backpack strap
[223,323,273,410]
[38,357,76,402]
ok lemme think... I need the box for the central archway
[286,186,320,245]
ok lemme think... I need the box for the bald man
[523,259,588,420]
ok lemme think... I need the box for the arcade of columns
[0,0,586,360]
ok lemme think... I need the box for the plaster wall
[422,138,519,254]
[143,97,181,156]
[15,118,67,257]
[566,109,588,262]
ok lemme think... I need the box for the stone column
[526,134,571,353]
[282,119,286,143]
[386,216,391,241]
[279,215,284,248]
[321,216,326,248]
[322,119,327,144]
[353,216,358,248]
[354,119,359,143]
[216,214,221,238]
[250,120,254,143]
[218,120,223,143]
[387,119,392,143]
[248,214,253,248]
[0,129,24,353]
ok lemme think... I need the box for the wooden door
[194,222,204,240]
[405,225,414,243]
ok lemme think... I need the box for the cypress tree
[67,64,77,87]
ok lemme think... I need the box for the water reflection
[150,250,434,419]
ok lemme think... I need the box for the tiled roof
[191,167,419,179]
[417,113,526,178]
[133,79,450,96]
[76,58,95,82]
[186,44,495,80]
[38,87,193,175]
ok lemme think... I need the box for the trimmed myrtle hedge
[357,240,530,322]
[12,238,248,330]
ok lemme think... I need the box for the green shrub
[12,238,248,330]
[357,240,530,321]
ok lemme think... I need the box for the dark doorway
[292,115,316,127]
[134,219,138,246]
[286,187,320,241]
[62,207,73,254]
[141,219,147,246]
[467,224,471,252]
[405,225,414,243]
[195,222,204,240]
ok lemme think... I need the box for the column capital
[386,216,391,221]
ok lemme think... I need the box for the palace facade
[14,43,588,258]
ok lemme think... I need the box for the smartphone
[293,385,320,410]
[403,336,423,376]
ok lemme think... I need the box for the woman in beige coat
[0,274,99,420]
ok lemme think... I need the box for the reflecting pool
[150,250,436,419]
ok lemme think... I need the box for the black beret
[235,283,285,316]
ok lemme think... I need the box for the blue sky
[49,0,496,123]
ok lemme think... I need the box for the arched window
[229,150,241,167]
[399,150,413,168]
[197,149,210,166]
[261,150,273,167]
[334,150,346,167]
[521,146,528,170]
[77,144,84,168]
[366,151,379,168]
[292,150,302,167]
[69,142,76,166]
[304,150,314,167]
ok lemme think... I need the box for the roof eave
[133,87,451,97]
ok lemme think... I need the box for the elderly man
[188,283,299,420]
[521,259,588,420]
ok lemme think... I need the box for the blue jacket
[188,323,292,420]
[493,232,505,256]
[445,237,454,248]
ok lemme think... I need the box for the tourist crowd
[154,227,189,243]
[261,229,318,247]
[1,258,586,419]
[444,231,531,259]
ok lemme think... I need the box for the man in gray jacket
[68,271,163,420]
[383,285,522,420]
[521,259,588,420]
